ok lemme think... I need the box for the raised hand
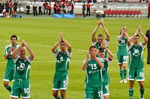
[60,32,64,42]
[21,40,27,47]
[138,25,142,34]
[98,20,104,27]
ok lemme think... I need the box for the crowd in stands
[0,0,17,17]
[26,0,75,16]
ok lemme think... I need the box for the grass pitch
[0,18,150,99]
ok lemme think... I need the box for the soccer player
[82,46,104,99]
[94,46,113,99]
[11,40,34,99]
[92,20,110,57]
[3,35,19,93]
[51,32,72,99]
[128,25,148,99]
[117,27,129,83]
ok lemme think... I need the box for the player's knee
[60,91,65,99]
[11,97,17,99]
[3,81,8,87]
[140,84,144,89]
[52,92,58,97]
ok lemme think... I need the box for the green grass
[0,18,150,99]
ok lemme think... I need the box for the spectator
[56,1,60,14]
[86,1,90,16]
[148,2,150,19]
[3,6,6,17]
[33,0,38,16]
[9,0,12,15]
[48,1,51,15]
[5,1,9,17]
[43,1,48,15]
[38,1,42,15]
[12,5,16,17]
[13,0,17,17]
[123,0,126,3]
[26,0,30,15]
[70,2,74,14]
[146,29,150,64]
[0,1,2,14]
[62,2,66,14]
[53,1,57,14]
[82,1,86,17]
[64,1,71,14]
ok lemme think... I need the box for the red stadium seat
[104,10,108,15]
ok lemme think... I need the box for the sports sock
[120,69,124,80]
[5,85,11,92]
[124,69,127,79]
[140,88,144,98]
[129,88,133,99]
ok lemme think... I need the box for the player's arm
[22,40,35,60]
[4,47,14,59]
[51,40,61,54]
[94,57,104,68]
[64,39,72,53]
[117,32,124,42]
[124,31,130,41]
[138,25,148,46]
[82,52,90,71]
[106,48,113,59]
[92,21,100,42]
[12,45,22,60]
[128,31,138,45]
[60,32,72,53]
[101,21,110,41]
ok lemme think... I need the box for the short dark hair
[99,47,104,53]
[146,29,150,35]
[135,34,140,37]
[89,46,96,51]
[10,35,17,40]
[98,34,104,37]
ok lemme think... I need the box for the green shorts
[128,68,145,81]
[52,71,69,90]
[3,69,14,82]
[11,79,30,98]
[85,84,103,99]
[117,55,128,64]
[103,83,109,96]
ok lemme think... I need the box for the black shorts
[6,9,9,13]
[14,7,17,12]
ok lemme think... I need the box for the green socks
[120,69,124,80]
[56,96,61,99]
[124,69,127,79]
[129,88,133,99]
[5,85,11,92]
[140,88,144,98]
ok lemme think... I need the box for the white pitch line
[0,58,147,64]
[0,60,83,64]
[0,40,88,52]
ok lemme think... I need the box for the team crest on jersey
[121,40,125,45]
[133,48,140,56]
[17,62,26,71]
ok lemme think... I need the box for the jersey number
[90,64,97,70]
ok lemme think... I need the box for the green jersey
[117,36,128,56]
[92,40,109,58]
[4,44,19,70]
[13,56,32,80]
[128,44,144,70]
[99,58,112,84]
[85,58,103,87]
[55,50,71,72]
